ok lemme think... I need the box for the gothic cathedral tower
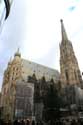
[60,19,82,87]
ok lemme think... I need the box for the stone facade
[15,81,34,119]
[1,20,83,122]
[1,49,60,121]
[60,20,82,87]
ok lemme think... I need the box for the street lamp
[4,0,10,19]
[0,0,13,30]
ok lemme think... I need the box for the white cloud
[0,0,83,89]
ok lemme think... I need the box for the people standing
[32,120,35,125]
[26,119,30,125]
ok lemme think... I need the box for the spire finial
[14,47,21,57]
[60,19,63,22]
[9,56,12,62]
[17,47,20,53]
[60,19,68,41]
[8,57,12,65]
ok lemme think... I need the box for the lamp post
[4,0,10,19]
[0,0,13,31]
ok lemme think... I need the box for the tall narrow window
[65,70,69,83]
[74,70,77,80]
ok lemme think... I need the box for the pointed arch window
[74,70,77,80]
[65,69,69,82]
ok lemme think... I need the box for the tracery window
[65,70,69,82]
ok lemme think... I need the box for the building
[1,49,59,121]
[1,20,83,121]
[60,20,83,107]
[60,19,82,87]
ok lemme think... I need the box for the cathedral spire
[60,19,68,41]
[60,20,82,87]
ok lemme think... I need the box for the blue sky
[0,0,83,89]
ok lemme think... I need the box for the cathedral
[1,20,83,121]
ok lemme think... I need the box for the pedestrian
[21,119,25,125]
[71,119,76,125]
[39,121,43,125]
[26,119,30,125]
[13,119,18,125]
[7,120,12,125]
[32,120,35,125]
[17,119,21,125]
[0,119,4,125]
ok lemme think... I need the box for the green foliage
[43,84,63,121]
[44,84,62,109]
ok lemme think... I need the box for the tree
[43,84,63,122]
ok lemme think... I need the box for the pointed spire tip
[60,19,68,41]
[60,19,63,23]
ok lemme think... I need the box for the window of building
[74,70,77,80]
[13,67,15,70]
[65,70,69,82]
